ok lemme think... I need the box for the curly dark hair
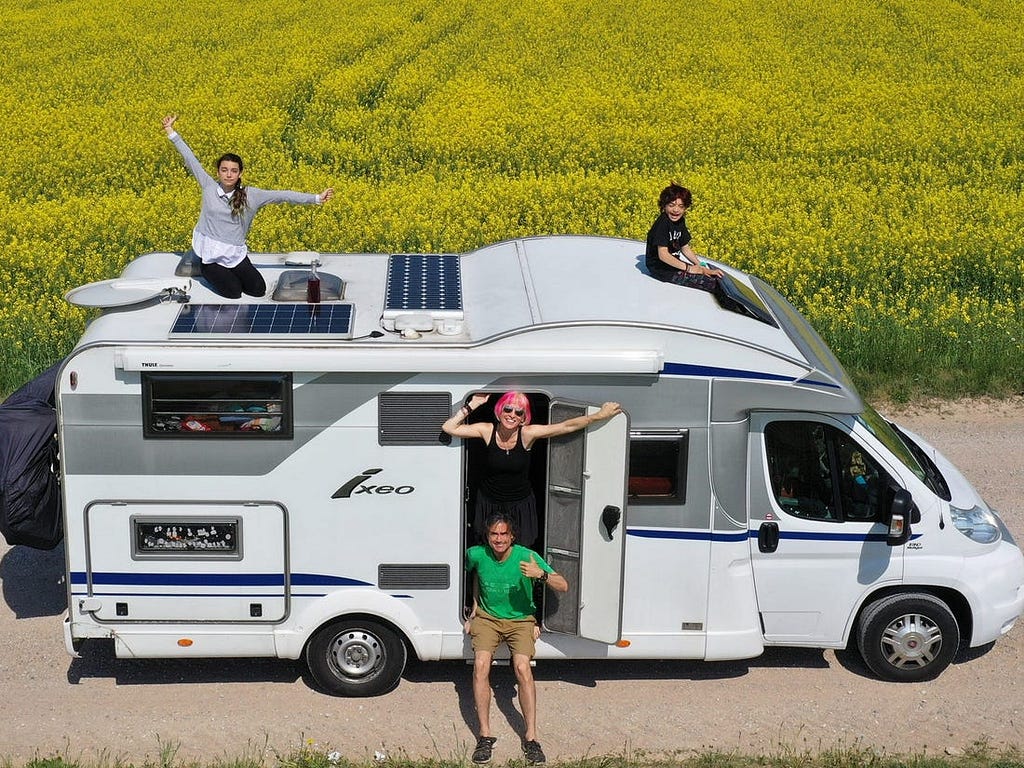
[658,183,692,211]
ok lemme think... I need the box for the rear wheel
[305,618,407,697]
[856,592,959,682]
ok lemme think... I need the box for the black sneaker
[472,736,497,764]
[522,740,546,764]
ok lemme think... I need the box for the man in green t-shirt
[464,513,568,765]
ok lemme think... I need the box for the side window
[627,431,688,504]
[765,422,834,519]
[143,373,292,438]
[764,421,891,523]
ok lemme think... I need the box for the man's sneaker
[522,740,546,764]
[472,736,497,764]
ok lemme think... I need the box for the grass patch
[5,741,1023,768]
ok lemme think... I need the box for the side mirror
[887,488,914,546]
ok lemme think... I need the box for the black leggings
[200,257,266,299]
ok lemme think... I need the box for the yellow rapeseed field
[1,0,1021,396]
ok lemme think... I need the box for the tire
[856,592,959,682]
[305,618,407,697]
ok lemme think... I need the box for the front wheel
[305,618,407,697]
[856,593,959,682]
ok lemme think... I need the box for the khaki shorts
[470,610,537,658]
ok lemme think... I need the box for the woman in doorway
[443,392,621,547]
[161,115,334,299]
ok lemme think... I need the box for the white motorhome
[58,235,1024,695]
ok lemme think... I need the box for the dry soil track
[1,399,1022,763]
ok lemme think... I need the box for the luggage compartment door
[543,401,629,643]
[83,501,287,622]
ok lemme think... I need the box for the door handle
[601,505,622,539]
[758,521,779,553]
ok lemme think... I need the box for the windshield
[888,422,953,501]
[855,405,928,484]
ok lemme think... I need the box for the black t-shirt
[645,211,691,281]
[481,427,532,502]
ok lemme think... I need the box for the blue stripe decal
[627,528,921,544]
[292,574,371,587]
[69,592,334,600]
[660,362,841,390]
[70,572,372,588]
[76,572,284,586]
[661,362,793,383]
[769,530,888,543]
[628,529,747,543]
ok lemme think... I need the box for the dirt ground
[2,398,1022,763]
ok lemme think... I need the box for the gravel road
[2,399,1022,763]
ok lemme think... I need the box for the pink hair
[494,391,531,425]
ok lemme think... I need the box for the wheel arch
[276,590,443,661]
[301,611,415,661]
[848,585,972,650]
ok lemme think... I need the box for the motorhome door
[748,413,905,644]
[542,401,628,643]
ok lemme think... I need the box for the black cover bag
[0,362,62,550]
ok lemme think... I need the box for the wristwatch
[540,571,549,583]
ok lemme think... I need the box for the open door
[542,401,628,643]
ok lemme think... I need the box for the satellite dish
[64,278,192,308]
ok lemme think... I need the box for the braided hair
[216,153,248,217]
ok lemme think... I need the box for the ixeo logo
[332,468,415,499]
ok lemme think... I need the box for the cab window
[764,421,892,522]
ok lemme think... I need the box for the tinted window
[628,432,688,504]
[765,421,892,523]
[143,373,292,438]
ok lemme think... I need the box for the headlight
[949,504,1002,544]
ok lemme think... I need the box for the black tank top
[480,426,532,502]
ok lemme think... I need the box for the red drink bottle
[306,259,321,304]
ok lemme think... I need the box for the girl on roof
[161,115,334,299]
[443,392,621,547]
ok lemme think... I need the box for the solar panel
[170,303,354,339]
[384,254,462,312]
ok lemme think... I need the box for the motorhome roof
[65,234,860,410]
[72,235,782,347]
